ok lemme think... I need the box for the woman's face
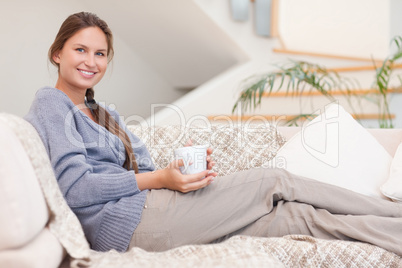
[53,26,108,93]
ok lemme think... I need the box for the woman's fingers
[206,155,215,170]
[182,170,217,190]
[207,160,215,170]
[207,147,213,155]
[182,172,216,192]
[169,159,190,169]
[185,139,193,147]
[190,170,217,181]
[166,159,217,193]
[186,177,213,192]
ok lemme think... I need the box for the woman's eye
[96,52,105,56]
[76,48,85,52]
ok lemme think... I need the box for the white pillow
[271,103,392,198]
[0,121,49,250]
[381,143,402,202]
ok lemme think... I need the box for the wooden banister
[273,48,384,63]
[327,64,402,73]
[207,113,395,122]
[255,88,402,98]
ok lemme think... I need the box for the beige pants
[129,168,402,255]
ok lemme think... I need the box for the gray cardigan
[25,87,155,252]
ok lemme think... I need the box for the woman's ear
[53,52,61,64]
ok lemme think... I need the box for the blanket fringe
[70,257,92,268]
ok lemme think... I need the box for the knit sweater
[25,87,155,252]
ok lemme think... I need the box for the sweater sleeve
[30,95,143,208]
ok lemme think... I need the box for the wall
[195,0,402,60]
[278,0,395,59]
[151,0,402,128]
[94,35,181,120]
[2,0,248,120]
[390,0,402,51]
[3,0,400,127]
[84,0,249,89]
[0,0,178,119]
[0,0,74,117]
[194,0,277,60]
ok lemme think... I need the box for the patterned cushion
[127,124,286,176]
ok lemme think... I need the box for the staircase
[149,0,402,128]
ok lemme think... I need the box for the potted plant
[233,36,402,128]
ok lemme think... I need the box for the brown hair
[49,12,138,173]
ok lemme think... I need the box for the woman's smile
[78,68,97,78]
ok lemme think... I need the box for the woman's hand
[137,140,218,193]
[160,159,217,193]
[185,139,216,171]
[137,165,216,193]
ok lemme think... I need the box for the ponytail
[86,88,139,173]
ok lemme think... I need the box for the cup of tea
[174,144,208,175]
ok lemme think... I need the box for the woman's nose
[85,54,96,67]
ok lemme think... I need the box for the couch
[0,106,401,268]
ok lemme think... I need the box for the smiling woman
[23,11,402,257]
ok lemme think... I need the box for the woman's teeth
[79,70,95,75]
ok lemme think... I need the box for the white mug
[174,145,208,175]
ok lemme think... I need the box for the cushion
[0,227,65,268]
[279,127,402,157]
[270,103,392,198]
[0,113,91,262]
[366,128,402,157]
[381,142,402,202]
[0,121,49,250]
[127,124,286,177]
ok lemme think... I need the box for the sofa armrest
[0,227,65,268]
[0,120,49,250]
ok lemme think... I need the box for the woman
[25,12,402,255]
